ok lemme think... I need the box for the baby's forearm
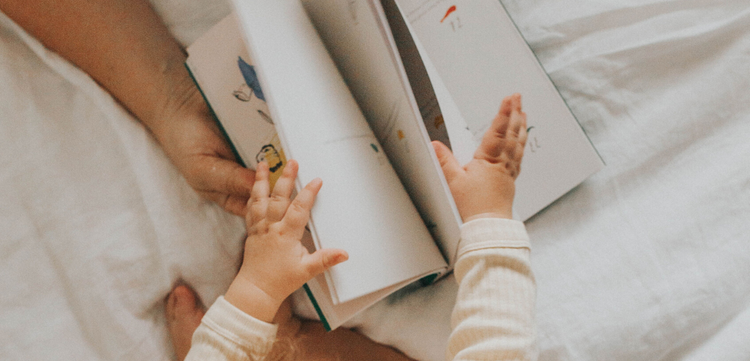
[185,297,279,361]
[448,218,537,361]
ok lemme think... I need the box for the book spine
[303,284,331,331]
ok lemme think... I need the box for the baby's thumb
[305,249,349,277]
[432,141,462,182]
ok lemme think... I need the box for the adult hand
[433,94,527,221]
[154,85,256,216]
[0,0,256,216]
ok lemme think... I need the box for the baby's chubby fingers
[267,160,298,222]
[248,162,270,231]
[505,93,527,146]
[282,177,323,233]
[513,106,529,151]
[475,94,527,173]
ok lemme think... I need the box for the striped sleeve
[185,296,279,361]
[447,218,537,361]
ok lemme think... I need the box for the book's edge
[494,0,604,166]
[303,284,331,331]
[304,262,447,331]
[184,61,247,168]
[419,272,440,286]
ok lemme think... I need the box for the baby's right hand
[433,94,527,221]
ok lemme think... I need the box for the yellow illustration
[433,115,444,129]
[255,134,287,189]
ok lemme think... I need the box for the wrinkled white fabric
[0,2,243,360]
[2,0,750,361]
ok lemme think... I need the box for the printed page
[379,0,476,171]
[300,0,462,264]
[186,14,287,188]
[395,0,605,220]
[377,0,451,150]
[231,0,448,304]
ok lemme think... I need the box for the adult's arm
[0,0,255,214]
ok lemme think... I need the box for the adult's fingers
[433,141,463,183]
[195,190,249,217]
[222,194,251,216]
[267,160,298,222]
[190,156,256,200]
[303,248,349,278]
[248,162,270,230]
[282,177,322,231]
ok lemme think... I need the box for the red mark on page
[440,5,456,23]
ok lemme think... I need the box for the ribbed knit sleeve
[447,218,537,361]
[184,296,279,361]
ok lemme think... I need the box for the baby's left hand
[225,160,348,323]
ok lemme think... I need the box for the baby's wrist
[224,276,283,324]
[459,202,513,222]
[464,211,513,222]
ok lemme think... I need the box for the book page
[306,269,441,330]
[295,229,441,331]
[395,0,605,220]
[379,0,476,169]
[231,0,448,304]
[378,1,451,150]
[300,0,462,264]
[185,14,287,188]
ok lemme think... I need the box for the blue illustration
[238,56,265,101]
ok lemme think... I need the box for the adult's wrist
[139,68,210,144]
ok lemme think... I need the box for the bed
[2,0,749,360]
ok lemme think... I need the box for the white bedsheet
[2,0,749,360]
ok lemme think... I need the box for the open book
[185,0,604,330]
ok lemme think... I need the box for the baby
[167,94,535,361]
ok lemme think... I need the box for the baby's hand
[433,94,527,221]
[225,160,348,323]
